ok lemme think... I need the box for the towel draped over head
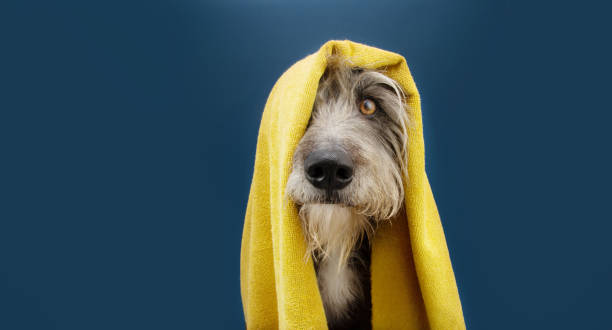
[240,40,465,329]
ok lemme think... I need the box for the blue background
[1,0,611,329]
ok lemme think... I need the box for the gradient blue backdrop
[1,0,611,329]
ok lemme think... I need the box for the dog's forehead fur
[308,56,408,167]
[315,56,408,129]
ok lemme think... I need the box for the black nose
[304,148,354,191]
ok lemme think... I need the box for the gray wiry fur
[285,55,411,324]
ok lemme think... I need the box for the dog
[286,55,410,330]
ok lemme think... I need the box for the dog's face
[286,57,410,221]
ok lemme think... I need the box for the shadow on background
[1,0,611,329]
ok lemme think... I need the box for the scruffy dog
[286,56,410,330]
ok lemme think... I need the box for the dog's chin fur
[299,203,374,322]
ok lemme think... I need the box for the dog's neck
[299,204,373,325]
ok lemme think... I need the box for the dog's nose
[304,148,354,191]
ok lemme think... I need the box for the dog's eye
[359,99,377,115]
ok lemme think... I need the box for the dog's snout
[304,148,353,191]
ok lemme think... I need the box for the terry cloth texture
[240,40,465,330]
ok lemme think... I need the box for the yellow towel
[240,40,465,329]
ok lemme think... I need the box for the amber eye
[359,99,377,115]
